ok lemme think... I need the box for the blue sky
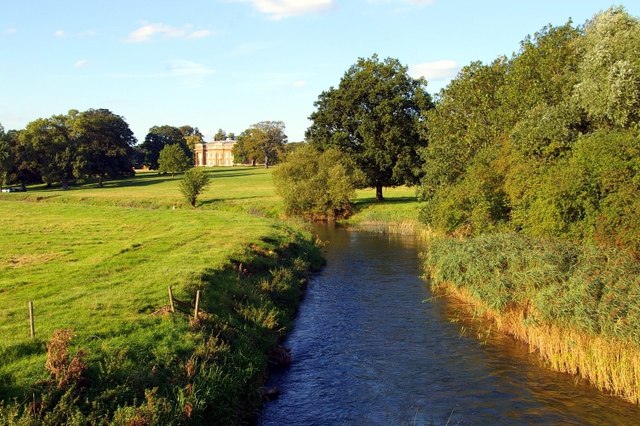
[1,1,637,143]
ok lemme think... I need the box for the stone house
[194,140,236,167]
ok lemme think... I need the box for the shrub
[179,168,210,207]
[272,145,361,220]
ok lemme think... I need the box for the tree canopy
[73,109,136,187]
[306,54,433,200]
[418,6,640,257]
[139,125,191,170]
[232,121,287,168]
[158,143,191,176]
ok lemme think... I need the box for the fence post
[168,286,175,313]
[28,301,35,339]
[194,290,201,320]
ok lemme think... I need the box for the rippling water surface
[259,226,640,425]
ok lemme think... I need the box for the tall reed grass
[425,233,640,403]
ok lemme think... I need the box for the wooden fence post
[194,290,201,320]
[168,286,175,313]
[28,301,35,339]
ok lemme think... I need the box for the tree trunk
[376,185,384,201]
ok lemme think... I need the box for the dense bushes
[272,144,362,220]
[419,7,640,259]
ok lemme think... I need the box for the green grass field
[0,167,322,423]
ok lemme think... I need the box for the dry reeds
[426,233,640,404]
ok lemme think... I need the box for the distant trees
[306,54,433,201]
[73,109,136,187]
[232,121,287,168]
[158,144,191,176]
[180,125,204,153]
[3,110,136,190]
[0,124,13,190]
[180,167,210,207]
[214,128,227,141]
[139,125,191,170]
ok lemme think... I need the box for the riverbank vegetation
[420,7,640,403]
[0,168,322,424]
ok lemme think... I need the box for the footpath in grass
[0,167,321,424]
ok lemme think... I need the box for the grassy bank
[344,186,426,235]
[423,233,640,404]
[0,167,322,424]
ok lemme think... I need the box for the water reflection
[259,226,640,425]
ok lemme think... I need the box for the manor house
[194,140,236,167]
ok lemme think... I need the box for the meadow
[0,167,321,424]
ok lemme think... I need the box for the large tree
[233,121,287,168]
[306,55,433,201]
[19,114,77,189]
[73,109,136,187]
[180,125,204,153]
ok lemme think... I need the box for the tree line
[276,6,640,259]
[0,111,289,190]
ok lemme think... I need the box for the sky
[1,0,638,143]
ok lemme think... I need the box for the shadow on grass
[353,196,418,212]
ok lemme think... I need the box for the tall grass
[424,233,640,403]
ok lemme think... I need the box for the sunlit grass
[345,186,422,234]
[0,166,319,422]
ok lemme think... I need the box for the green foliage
[158,144,191,176]
[179,167,210,207]
[14,109,136,189]
[72,109,136,186]
[419,7,640,258]
[272,144,361,220]
[140,125,191,170]
[575,6,640,127]
[233,121,287,168]
[307,54,432,200]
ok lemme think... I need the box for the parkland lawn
[0,167,318,423]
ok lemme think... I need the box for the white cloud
[54,30,65,37]
[126,23,212,42]
[74,59,89,68]
[410,60,459,81]
[188,29,212,39]
[3,28,17,35]
[291,80,307,88]
[247,0,334,20]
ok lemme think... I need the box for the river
[259,226,640,425]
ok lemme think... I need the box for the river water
[259,226,640,425]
